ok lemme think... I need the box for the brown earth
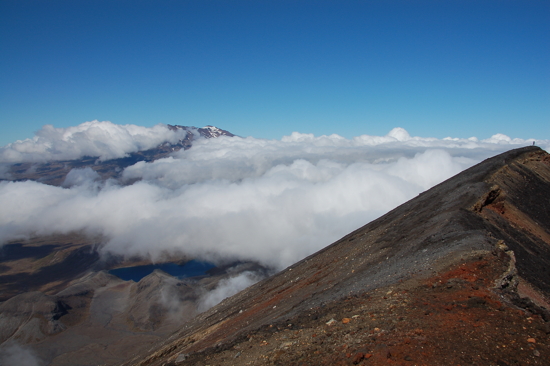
[168,252,549,366]
[120,146,550,366]
[0,233,100,301]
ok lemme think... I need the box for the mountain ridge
[121,146,550,366]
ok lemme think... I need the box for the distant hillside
[0,125,250,366]
[122,146,550,366]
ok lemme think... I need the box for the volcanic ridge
[120,146,550,366]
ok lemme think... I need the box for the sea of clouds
[0,121,548,270]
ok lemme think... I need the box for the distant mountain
[1,125,235,186]
[120,146,550,366]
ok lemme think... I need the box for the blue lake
[108,260,216,282]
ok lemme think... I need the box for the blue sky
[1,0,549,147]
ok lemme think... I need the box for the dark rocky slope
[122,146,550,366]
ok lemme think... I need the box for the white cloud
[62,167,102,188]
[0,120,187,163]
[0,127,547,270]
[198,271,264,312]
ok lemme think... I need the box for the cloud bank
[0,126,547,270]
[0,120,187,163]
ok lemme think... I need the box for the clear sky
[1,0,549,147]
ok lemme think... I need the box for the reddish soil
[160,251,549,366]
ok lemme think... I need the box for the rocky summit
[120,146,550,366]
